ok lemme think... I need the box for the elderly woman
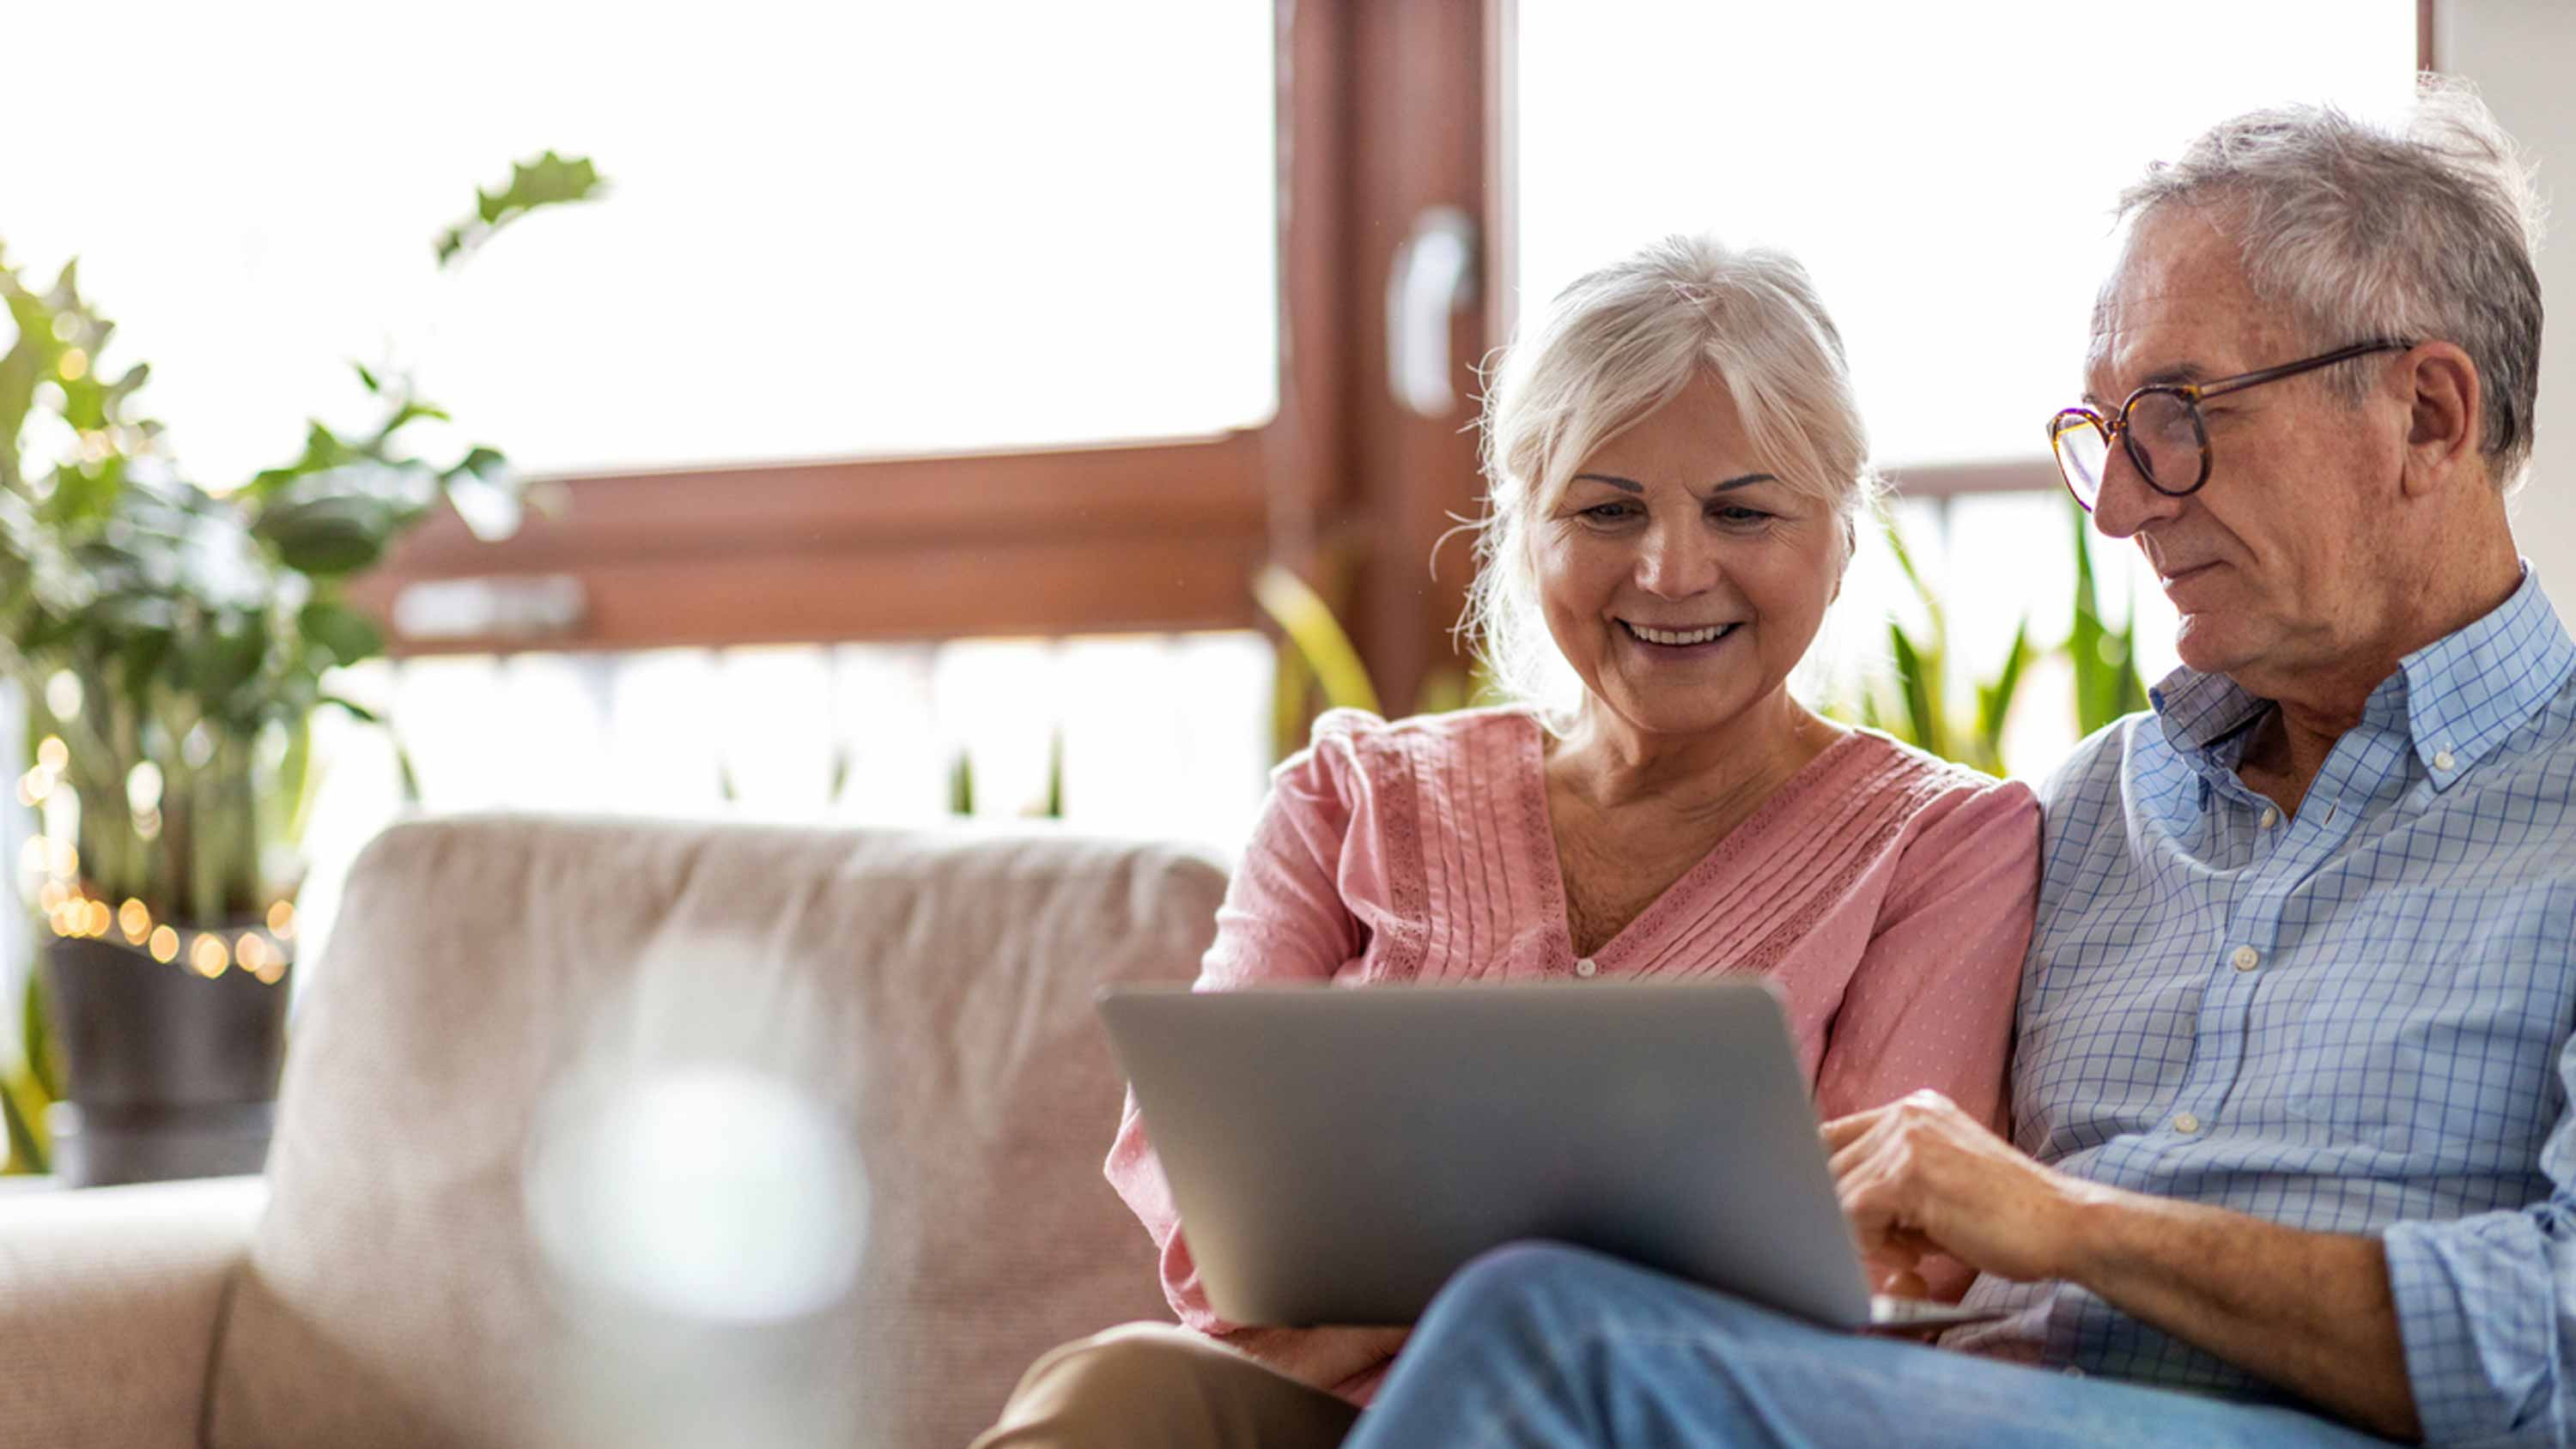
[974,234,2040,1449]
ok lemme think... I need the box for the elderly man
[1336,84,2561,1449]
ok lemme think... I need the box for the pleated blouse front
[1105,705,2040,1373]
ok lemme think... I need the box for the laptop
[1097,979,2000,1332]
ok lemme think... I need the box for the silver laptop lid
[1097,980,1878,1329]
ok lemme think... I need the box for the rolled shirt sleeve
[2384,1040,2576,1449]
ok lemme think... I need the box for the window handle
[1385,205,1479,419]
[392,574,587,643]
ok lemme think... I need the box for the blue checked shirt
[1951,567,2576,1447]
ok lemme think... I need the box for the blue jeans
[1339,1244,2401,1449]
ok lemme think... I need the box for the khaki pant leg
[971,1322,1362,1449]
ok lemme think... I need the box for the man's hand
[1825,1090,2422,1440]
[1823,1088,2095,1290]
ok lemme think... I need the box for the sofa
[0,815,1225,1447]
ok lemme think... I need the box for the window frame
[357,1,2427,692]
[354,0,1505,721]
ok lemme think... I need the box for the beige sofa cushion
[0,1176,267,1449]
[209,816,1218,1449]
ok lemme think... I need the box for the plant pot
[38,930,292,1187]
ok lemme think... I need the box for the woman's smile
[1617,618,1742,652]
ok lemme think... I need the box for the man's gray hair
[2114,77,2545,488]
[1467,233,1876,719]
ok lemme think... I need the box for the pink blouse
[1105,706,2040,1398]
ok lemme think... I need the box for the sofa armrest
[0,1175,269,1449]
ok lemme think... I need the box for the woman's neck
[1547,691,1838,817]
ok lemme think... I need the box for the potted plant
[0,154,604,1184]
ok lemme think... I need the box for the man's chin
[2170,618,2256,682]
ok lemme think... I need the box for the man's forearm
[2062,1184,2421,1441]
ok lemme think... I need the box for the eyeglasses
[2046,338,2416,512]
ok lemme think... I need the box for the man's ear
[2399,341,2482,499]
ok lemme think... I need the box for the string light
[35,736,68,772]
[188,934,229,979]
[125,761,162,814]
[33,887,295,986]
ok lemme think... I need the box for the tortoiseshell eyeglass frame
[2046,337,2419,511]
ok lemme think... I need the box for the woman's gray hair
[1465,233,1877,718]
[2113,76,2546,488]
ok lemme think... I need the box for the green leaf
[1271,621,1316,761]
[298,599,383,667]
[1886,621,1940,757]
[393,734,425,806]
[5,968,54,1173]
[377,399,453,439]
[494,151,606,215]
[1040,726,1066,819]
[319,692,384,724]
[437,152,607,267]
[353,361,381,393]
[252,494,403,574]
[1972,616,2032,775]
[447,445,507,482]
[441,446,524,541]
[2,1071,46,1176]
[181,620,269,705]
[25,966,60,1103]
[246,420,361,500]
[1253,564,1382,717]
[2066,494,2147,736]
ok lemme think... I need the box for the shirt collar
[2148,564,2573,785]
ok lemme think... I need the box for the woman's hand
[1218,1324,1413,1391]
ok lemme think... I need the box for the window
[1515,1,2420,471]
[5,1,1279,482]
[5,2,1322,664]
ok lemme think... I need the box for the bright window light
[1515,1,2419,470]
[3,2,1279,485]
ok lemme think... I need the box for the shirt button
[2433,749,2457,772]
[1574,957,1599,979]
[2258,807,2279,829]
[2173,1113,2202,1134]
[2231,945,2260,973]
